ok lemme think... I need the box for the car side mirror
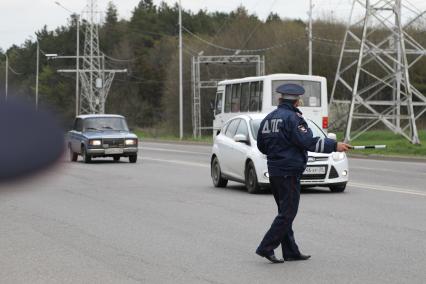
[234,134,249,144]
[327,133,337,141]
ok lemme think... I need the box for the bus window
[272,80,321,107]
[240,83,250,112]
[231,84,241,112]
[249,81,262,112]
[215,92,223,115]
[224,85,232,113]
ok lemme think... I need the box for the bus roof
[218,73,326,86]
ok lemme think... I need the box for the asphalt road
[1,141,425,284]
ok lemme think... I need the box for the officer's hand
[337,142,351,152]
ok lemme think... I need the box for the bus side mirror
[210,100,215,111]
[327,133,337,141]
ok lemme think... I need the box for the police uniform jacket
[257,102,337,177]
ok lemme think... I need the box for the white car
[211,114,349,194]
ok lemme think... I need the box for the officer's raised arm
[289,115,337,154]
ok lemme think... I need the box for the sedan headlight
[89,139,102,146]
[125,139,138,146]
[332,152,346,161]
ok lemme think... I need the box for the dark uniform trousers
[257,175,301,257]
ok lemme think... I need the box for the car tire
[211,156,228,188]
[330,183,346,193]
[129,155,137,163]
[113,156,121,162]
[245,161,261,194]
[69,145,78,162]
[82,146,92,164]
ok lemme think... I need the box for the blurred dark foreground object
[0,100,64,182]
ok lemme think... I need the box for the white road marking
[350,182,426,197]
[142,154,426,197]
[142,157,209,168]
[139,147,210,156]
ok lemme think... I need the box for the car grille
[301,166,328,181]
[103,138,125,148]
[308,156,329,162]
[329,166,339,179]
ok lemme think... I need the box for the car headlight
[89,139,102,146]
[125,139,137,146]
[332,152,346,161]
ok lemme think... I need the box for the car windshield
[250,118,326,141]
[83,117,129,131]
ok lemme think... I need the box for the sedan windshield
[83,117,129,131]
[250,119,325,141]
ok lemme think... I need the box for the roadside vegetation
[1,0,425,153]
[337,131,426,157]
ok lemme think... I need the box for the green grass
[135,127,426,157]
[337,130,426,157]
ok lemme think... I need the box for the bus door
[213,89,225,136]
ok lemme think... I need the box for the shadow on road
[216,185,336,195]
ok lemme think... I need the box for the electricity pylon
[330,0,426,144]
[79,0,126,114]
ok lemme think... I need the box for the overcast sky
[0,0,425,50]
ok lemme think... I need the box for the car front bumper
[257,156,349,187]
[86,147,138,156]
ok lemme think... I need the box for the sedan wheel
[129,155,137,163]
[245,161,261,194]
[82,147,92,164]
[211,157,228,188]
[69,145,78,162]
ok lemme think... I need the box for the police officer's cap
[276,84,305,100]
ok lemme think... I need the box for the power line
[182,26,306,53]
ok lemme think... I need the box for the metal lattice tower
[79,0,116,114]
[192,55,265,138]
[330,0,426,144]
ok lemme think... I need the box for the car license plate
[304,167,326,175]
[105,148,123,155]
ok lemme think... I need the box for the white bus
[213,74,329,134]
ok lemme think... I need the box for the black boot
[284,254,311,261]
[256,249,285,263]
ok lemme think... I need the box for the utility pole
[5,54,8,101]
[36,39,40,110]
[308,0,313,76]
[179,0,183,140]
[76,14,80,116]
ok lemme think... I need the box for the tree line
[0,0,425,134]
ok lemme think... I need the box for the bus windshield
[271,80,321,107]
[251,119,325,141]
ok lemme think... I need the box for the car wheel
[330,184,346,193]
[69,145,78,162]
[245,161,261,194]
[129,155,137,163]
[211,156,228,188]
[113,156,121,162]
[82,146,92,164]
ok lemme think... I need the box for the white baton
[349,145,387,150]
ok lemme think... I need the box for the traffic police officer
[255,83,350,263]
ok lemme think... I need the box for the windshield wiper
[86,127,99,131]
[101,126,114,130]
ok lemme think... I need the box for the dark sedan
[67,115,139,163]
